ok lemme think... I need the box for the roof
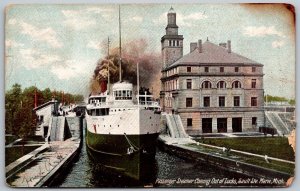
[167,41,262,69]
[33,100,57,111]
[168,7,175,14]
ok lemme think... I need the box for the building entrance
[202,118,212,133]
[217,118,227,133]
[232,117,242,132]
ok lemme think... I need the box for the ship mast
[137,62,140,106]
[118,5,122,82]
[107,36,110,94]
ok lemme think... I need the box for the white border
[0,0,298,191]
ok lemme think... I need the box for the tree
[289,99,295,105]
[5,84,22,134]
[5,84,84,137]
[42,88,52,102]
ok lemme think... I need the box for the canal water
[56,121,251,188]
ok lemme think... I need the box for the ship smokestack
[100,80,107,93]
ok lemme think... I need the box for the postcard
[4,3,295,188]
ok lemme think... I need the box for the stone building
[160,7,265,135]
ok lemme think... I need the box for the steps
[164,114,189,138]
[265,112,290,135]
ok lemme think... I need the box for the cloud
[50,59,91,80]
[61,10,97,30]
[7,18,17,25]
[154,11,207,27]
[6,39,24,48]
[182,12,208,21]
[87,41,100,50]
[272,40,285,48]
[85,7,114,14]
[20,21,62,48]
[131,16,143,22]
[19,48,61,69]
[243,26,285,38]
[61,7,114,30]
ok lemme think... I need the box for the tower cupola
[161,7,184,68]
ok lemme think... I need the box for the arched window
[217,81,226,89]
[201,81,212,89]
[232,81,242,88]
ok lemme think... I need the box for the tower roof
[168,6,175,14]
[166,41,262,69]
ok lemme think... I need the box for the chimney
[227,40,231,53]
[219,43,227,48]
[198,39,202,53]
[190,42,197,53]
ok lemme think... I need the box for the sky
[5,4,295,99]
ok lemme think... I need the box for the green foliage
[5,84,84,137]
[289,99,295,105]
[264,94,295,105]
[264,94,288,102]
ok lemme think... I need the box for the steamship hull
[85,108,160,180]
[86,131,159,180]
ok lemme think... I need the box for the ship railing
[139,101,159,107]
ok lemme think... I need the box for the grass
[187,143,295,175]
[198,137,295,161]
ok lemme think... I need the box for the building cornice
[161,73,264,81]
[162,62,263,71]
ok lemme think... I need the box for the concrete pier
[158,135,293,184]
[6,116,83,187]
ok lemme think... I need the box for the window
[204,97,210,107]
[202,81,212,89]
[173,40,175,46]
[232,81,241,88]
[187,118,193,127]
[251,79,256,88]
[186,98,193,107]
[187,67,191,73]
[205,67,209,72]
[40,115,44,122]
[234,96,240,107]
[169,40,171,46]
[252,117,257,126]
[220,67,224,72]
[235,67,239,72]
[252,67,256,72]
[187,79,192,89]
[177,40,179,46]
[251,97,257,106]
[219,96,225,107]
[217,81,226,89]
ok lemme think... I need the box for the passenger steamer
[85,82,161,179]
[85,7,161,180]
